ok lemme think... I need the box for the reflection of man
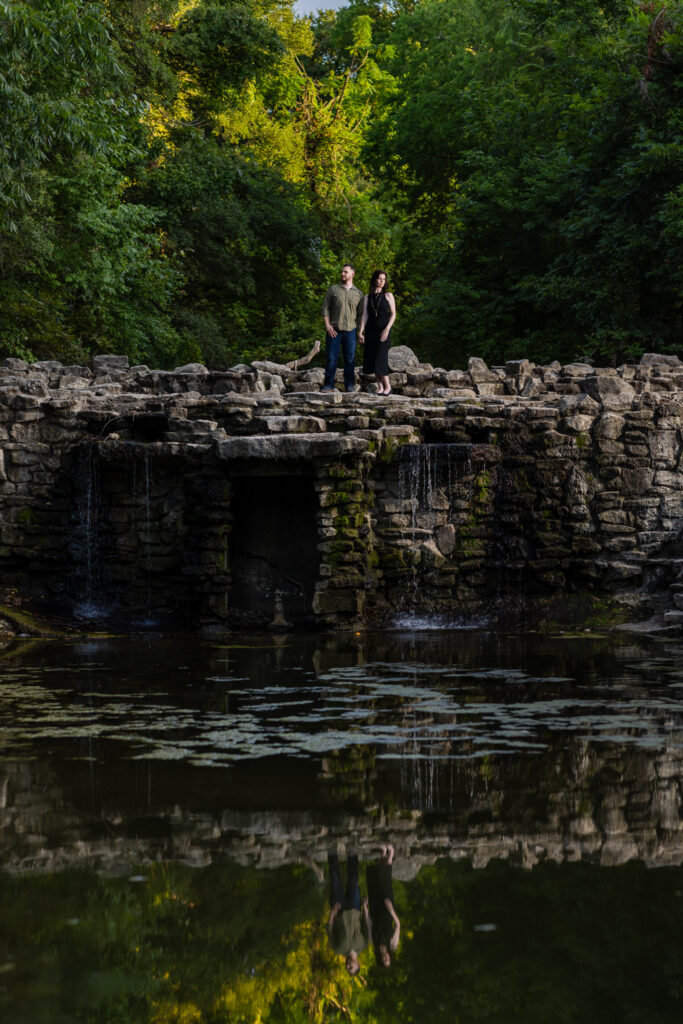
[327,851,369,975]
[322,264,364,393]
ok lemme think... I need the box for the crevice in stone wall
[228,475,320,628]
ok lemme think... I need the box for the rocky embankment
[0,347,682,629]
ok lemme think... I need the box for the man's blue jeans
[328,853,361,910]
[324,328,356,389]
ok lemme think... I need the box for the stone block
[519,376,544,398]
[468,357,489,374]
[388,346,419,372]
[594,413,625,440]
[619,467,655,495]
[92,354,129,375]
[582,375,636,409]
[561,362,593,377]
[30,360,63,373]
[445,370,470,387]
[435,524,456,555]
[173,363,209,374]
[505,359,533,376]
[254,415,327,434]
[475,381,505,396]
[561,414,595,435]
[640,353,682,368]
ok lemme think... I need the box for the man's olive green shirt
[328,909,368,956]
[323,284,364,331]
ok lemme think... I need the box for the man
[322,263,364,393]
[327,851,371,976]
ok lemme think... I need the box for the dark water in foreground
[0,629,682,1022]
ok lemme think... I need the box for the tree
[0,0,182,364]
[369,0,683,368]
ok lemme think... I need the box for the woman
[366,843,400,968]
[360,270,396,395]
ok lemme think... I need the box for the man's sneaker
[320,385,335,392]
[345,385,356,393]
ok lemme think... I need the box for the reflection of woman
[360,270,396,396]
[366,844,400,968]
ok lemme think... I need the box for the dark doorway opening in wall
[229,474,320,627]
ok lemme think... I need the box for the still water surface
[0,628,682,1022]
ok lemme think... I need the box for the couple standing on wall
[322,263,397,396]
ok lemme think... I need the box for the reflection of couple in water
[327,845,400,974]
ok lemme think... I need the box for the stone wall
[1,349,683,630]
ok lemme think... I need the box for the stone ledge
[216,433,370,460]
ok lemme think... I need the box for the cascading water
[398,443,475,528]
[396,443,478,620]
[144,450,153,618]
[126,442,157,627]
[70,442,108,620]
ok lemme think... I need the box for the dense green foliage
[1,859,682,1021]
[1,0,683,368]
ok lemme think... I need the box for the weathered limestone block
[388,346,419,372]
[653,470,682,489]
[640,352,682,368]
[445,370,471,388]
[505,359,534,376]
[421,538,446,567]
[617,467,655,495]
[557,393,600,415]
[287,391,343,408]
[30,360,63,374]
[594,413,625,440]
[475,381,505,396]
[173,363,209,374]
[582,375,636,410]
[253,416,327,435]
[649,430,680,465]
[561,414,595,435]
[435,524,456,555]
[561,363,593,377]
[519,376,544,398]
[92,354,129,375]
[468,357,489,374]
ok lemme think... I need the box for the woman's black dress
[366,862,396,951]
[363,291,392,375]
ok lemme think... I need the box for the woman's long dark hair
[369,269,388,293]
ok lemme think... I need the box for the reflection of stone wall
[1,350,683,627]
[1,739,681,875]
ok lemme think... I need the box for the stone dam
[1,347,683,632]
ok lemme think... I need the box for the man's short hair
[342,262,355,271]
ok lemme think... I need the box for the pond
[0,627,682,1022]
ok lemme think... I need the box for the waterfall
[144,450,152,617]
[397,443,474,525]
[71,443,107,620]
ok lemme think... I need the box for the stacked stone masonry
[1,348,683,630]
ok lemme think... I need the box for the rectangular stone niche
[228,474,320,627]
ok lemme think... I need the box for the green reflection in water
[1,859,682,1023]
